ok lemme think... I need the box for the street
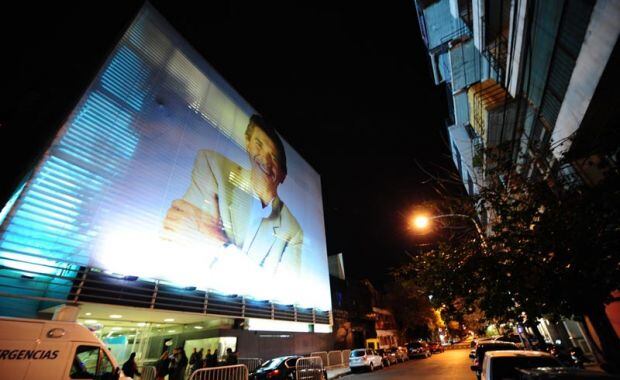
[342,349,475,380]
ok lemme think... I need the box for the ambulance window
[97,351,115,380]
[71,346,98,379]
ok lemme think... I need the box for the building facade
[414,0,619,362]
[0,4,333,365]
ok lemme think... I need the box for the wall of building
[552,0,620,158]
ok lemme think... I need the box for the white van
[0,306,130,380]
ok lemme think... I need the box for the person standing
[155,351,170,380]
[121,352,141,379]
[204,349,217,368]
[225,348,238,365]
[169,347,188,380]
[189,348,203,374]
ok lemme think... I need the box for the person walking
[121,352,141,379]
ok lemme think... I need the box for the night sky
[0,1,463,288]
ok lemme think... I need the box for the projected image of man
[163,115,303,276]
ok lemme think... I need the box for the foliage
[383,279,441,341]
[395,166,620,324]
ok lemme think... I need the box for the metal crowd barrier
[140,365,156,380]
[238,357,262,372]
[296,356,324,380]
[189,364,248,380]
[311,349,351,369]
[341,349,351,367]
[327,351,343,368]
[310,351,328,367]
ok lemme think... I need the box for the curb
[327,369,351,379]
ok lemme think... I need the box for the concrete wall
[231,329,333,359]
[552,0,620,158]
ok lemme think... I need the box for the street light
[412,214,431,229]
[410,213,489,254]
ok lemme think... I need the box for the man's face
[246,126,285,191]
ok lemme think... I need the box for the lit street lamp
[410,213,489,254]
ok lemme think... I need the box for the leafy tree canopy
[396,166,620,324]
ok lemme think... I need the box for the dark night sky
[0,1,463,288]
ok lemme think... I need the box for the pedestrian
[204,348,216,368]
[213,349,220,366]
[225,347,238,365]
[189,348,203,374]
[202,349,211,368]
[155,351,170,380]
[169,347,188,380]
[121,352,141,379]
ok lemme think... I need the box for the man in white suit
[163,115,303,277]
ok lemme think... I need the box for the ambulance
[0,306,130,380]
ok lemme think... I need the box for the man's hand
[162,199,229,245]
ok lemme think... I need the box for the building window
[558,163,582,189]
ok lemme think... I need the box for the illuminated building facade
[0,4,333,363]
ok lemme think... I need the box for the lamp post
[411,213,489,254]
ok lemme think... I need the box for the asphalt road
[342,349,476,380]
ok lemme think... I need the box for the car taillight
[267,369,280,378]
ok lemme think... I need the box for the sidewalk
[584,362,605,372]
[326,366,350,379]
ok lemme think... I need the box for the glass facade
[0,4,330,320]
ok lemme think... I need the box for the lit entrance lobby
[42,303,240,367]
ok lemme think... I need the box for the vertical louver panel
[0,7,151,314]
[539,0,594,128]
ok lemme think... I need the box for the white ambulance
[0,306,130,380]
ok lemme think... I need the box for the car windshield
[496,335,521,343]
[477,344,516,360]
[259,357,287,370]
[409,342,422,348]
[491,356,561,379]
[351,350,366,357]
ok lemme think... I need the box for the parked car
[516,367,620,379]
[470,337,499,358]
[349,348,383,372]
[479,351,562,380]
[546,344,589,369]
[428,341,445,353]
[494,334,526,348]
[377,348,398,366]
[406,341,431,359]
[391,346,409,362]
[248,356,327,380]
[471,342,519,379]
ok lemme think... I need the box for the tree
[396,164,620,369]
[383,279,441,342]
[461,301,488,335]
